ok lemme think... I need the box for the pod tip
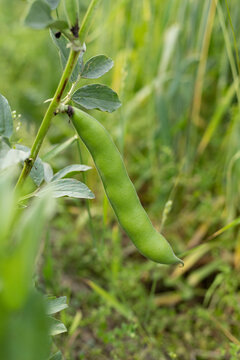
[176,257,184,267]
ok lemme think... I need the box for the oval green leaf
[52,164,92,181]
[72,84,121,113]
[43,162,54,183]
[24,0,53,29]
[49,317,67,336]
[16,144,52,187]
[46,296,68,315]
[49,20,68,31]
[0,149,28,171]
[81,55,114,79]
[36,178,95,199]
[0,94,13,138]
[45,0,61,10]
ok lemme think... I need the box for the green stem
[15,48,80,191]
[62,73,81,105]
[79,0,101,43]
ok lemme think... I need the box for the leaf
[30,157,45,187]
[15,145,50,187]
[52,164,92,181]
[46,296,68,315]
[45,0,61,10]
[49,351,63,360]
[33,160,53,185]
[0,149,28,171]
[81,55,114,79]
[0,94,13,138]
[49,20,68,31]
[50,30,83,82]
[43,162,54,182]
[24,0,53,29]
[36,178,95,199]
[49,317,67,336]
[50,29,69,64]
[1,195,55,309]
[0,291,51,360]
[72,84,121,113]
[0,169,17,247]
[25,1,67,32]
[0,137,11,164]
[15,145,54,186]
[0,135,11,149]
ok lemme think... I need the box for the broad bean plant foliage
[0,1,121,358]
[0,0,182,358]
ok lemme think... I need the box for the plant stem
[15,48,80,191]
[79,0,101,43]
[62,73,81,105]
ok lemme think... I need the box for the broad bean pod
[66,106,183,265]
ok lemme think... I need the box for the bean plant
[0,0,182,358]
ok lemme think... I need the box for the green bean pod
[67,106,183,265]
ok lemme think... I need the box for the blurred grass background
[1,0,240,358]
